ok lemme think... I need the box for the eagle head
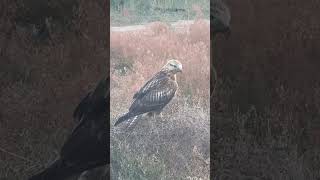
[162,59,183,74]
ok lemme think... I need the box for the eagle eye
[170,63,177,68]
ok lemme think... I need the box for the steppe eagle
[114,59,183,126]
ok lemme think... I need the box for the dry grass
[0,0,107,179]
[211,1,320,178]
[110,20,210,179]
[110,19,210,103]
[212,103,320,180]
[1,0,319,179]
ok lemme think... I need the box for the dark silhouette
[29,77,109,180]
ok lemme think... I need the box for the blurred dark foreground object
[29,77,110,180]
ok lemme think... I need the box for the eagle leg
[147,112,156,119]
[155,111,165,122]
[148,111,165,121]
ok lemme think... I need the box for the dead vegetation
[1,0,319,179]
[0,0,107,179]
[212,0,320,179]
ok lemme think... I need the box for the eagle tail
[114,113,132,126]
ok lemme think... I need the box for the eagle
[29,77,109,180]
[114,59,183,126]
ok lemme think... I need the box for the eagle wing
[133,72,167,99]
[61,78,108,164]
[29,77,109,180]
[129,72,177,115]
[73,92,91,122]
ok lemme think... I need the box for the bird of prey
[29,77,109,180]
[212,0,231,38]
[114,59,183,126]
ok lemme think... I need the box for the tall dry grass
[110,19,210,104]
[110,19,210,179]
[211,0,320,179]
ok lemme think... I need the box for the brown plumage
[114,59,183,126]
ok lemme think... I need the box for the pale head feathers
[161,59,183,74]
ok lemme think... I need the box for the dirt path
[110,20,210,32]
